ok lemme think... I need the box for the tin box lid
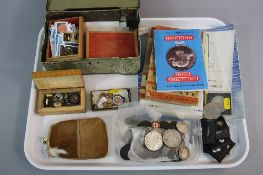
[32,69,85,90]
[47,0,139,11]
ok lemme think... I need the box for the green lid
[47,0,139,11]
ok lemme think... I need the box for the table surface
[0,0,262,174]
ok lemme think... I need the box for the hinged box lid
[32,69,85,90]
[47,0,139,11]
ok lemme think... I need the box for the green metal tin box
[41,0,140,74]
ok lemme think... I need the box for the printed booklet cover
[154,29,208,92]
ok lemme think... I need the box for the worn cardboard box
[32,69,86,115]
[41,0,140,74]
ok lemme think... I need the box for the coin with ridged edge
[178,146,190,160]
[163,129,182,148]
[144,131,163,151]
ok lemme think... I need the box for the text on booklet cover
[154,29,208,92]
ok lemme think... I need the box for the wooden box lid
[32,69,85,90]
[47,0,139,11]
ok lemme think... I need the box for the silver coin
[163,129,182,148]
[176,121,188,134]
[203,102,222,119]
[211,96,225,112]
[178,146,190,160]
[144,131,163,151]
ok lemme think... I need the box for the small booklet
[154,29,208,92]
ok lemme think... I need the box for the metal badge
[144,131,163,151]
[178,146,190,160]
[163,129,182,148]
[176,121,188,134]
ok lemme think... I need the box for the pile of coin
[98,93,125,108]
[119,119,193,161]
[140,120,191,161]
[91,89,130,110]
[43,92,80,108]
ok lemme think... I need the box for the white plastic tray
[24,18,249,170]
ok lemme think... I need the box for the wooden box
[86,31,139,58]
[46,16,84,62]
[41,0,140,74]
[32,69,86,115]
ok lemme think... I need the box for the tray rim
[24,17,249,170]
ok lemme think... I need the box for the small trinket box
[32,69,86,115]
[91,89,131,111]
